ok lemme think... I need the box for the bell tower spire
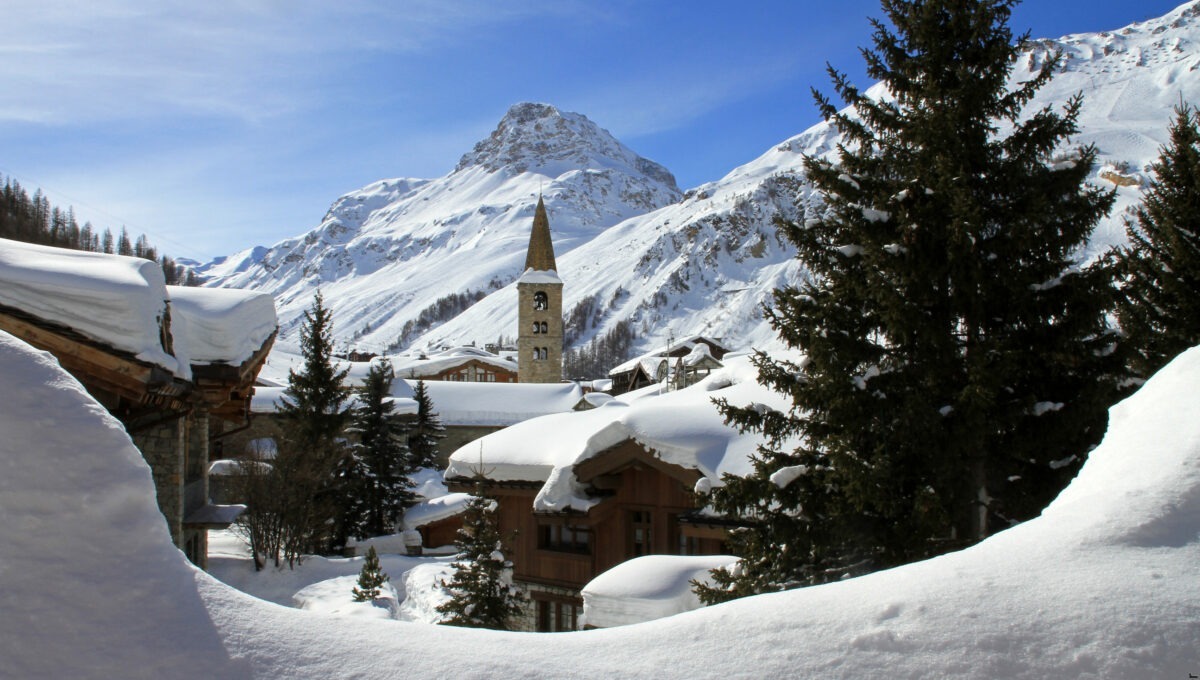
[524,195,557,272]
[517,196,563,383]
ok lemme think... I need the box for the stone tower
[518,196,563,383]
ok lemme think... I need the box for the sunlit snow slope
[3,329,1200,678]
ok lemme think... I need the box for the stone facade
[517,282,563,383]
[133,419,187,547]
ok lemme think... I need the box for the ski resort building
[0,238,277,568]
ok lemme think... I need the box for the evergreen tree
[408,380,446,470]
[436,485,526,630]
[1115,104,1200,379]
[116,227,133,256]
[280,291,351,449]
[352,546,390,602]
[699,0,1120,602]
[277,291,353,555]
[347,359,418,538]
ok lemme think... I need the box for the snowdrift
[2,329,1198,678]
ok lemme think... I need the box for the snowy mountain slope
[203,102,681,353]
[419,1,1200,359]
[207,2,1200,363]
[4,328,1200,678]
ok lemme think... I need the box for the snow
[580,554,738,629]
[445,354,794,511]
[391,347,516,380]
[0,238,277,377]
[412,379,583,427]
[166,285,277,365]
[0,237,185,376]
[209,458,270,476]
[5,323,1200,676]
[518,268,561,284]
[769,465,809,489]
[251,384,418,416]
[401,493,472,530]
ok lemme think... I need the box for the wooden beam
[574,438,702,489]
[0,307,190,408]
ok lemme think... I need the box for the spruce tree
[436,485,526,630]
[1115,104,1200,379]
[277,291,352,555]
[408,380,446,470]
[699,0,1119,602]
[279,291,351,447]
[352,546,390,602]
[348,359,418,539]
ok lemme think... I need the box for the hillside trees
[1115,104,1200,379]
[0,175,196,284]
[699,0,1120,601]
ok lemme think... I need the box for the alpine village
[3,1,1200,677]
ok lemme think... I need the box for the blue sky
[0,0,1189,261]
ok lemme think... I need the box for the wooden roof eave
[0,305,192,410]
[191,330,277,418]
[573,438,703,489]
[191,329,277,390]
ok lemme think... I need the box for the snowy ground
[206,530,454,623]
[3,328,1200,678]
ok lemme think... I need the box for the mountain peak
[454,102,679,190]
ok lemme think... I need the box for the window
[536,599,580,632]
[533,291,548,310]
[629,510,653,557]
[532,322,541,334]
[539,321,548,334]
[538,522,590,554]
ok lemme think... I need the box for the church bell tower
[517,196,563,383]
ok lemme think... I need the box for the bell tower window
[533,291,548,310]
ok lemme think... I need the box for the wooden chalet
[608,335,731,395]
[394,346,519,383]
[447,437,729,632]
[0,241,277,569]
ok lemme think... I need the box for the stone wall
[132,418,186,547]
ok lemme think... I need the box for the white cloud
[0,0,599,125]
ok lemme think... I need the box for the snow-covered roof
[411,379,583,427]
[0,238,186,377]
[0,238,278,380]
[391,350,516,380]
[250,385,418,415]
[608,335,728,377]
[167,286,276,366]
[517,268,561,285]
[208,459,272,476]
[580,554,738,629]
[401,493,471,530]
[445,353,791,511]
